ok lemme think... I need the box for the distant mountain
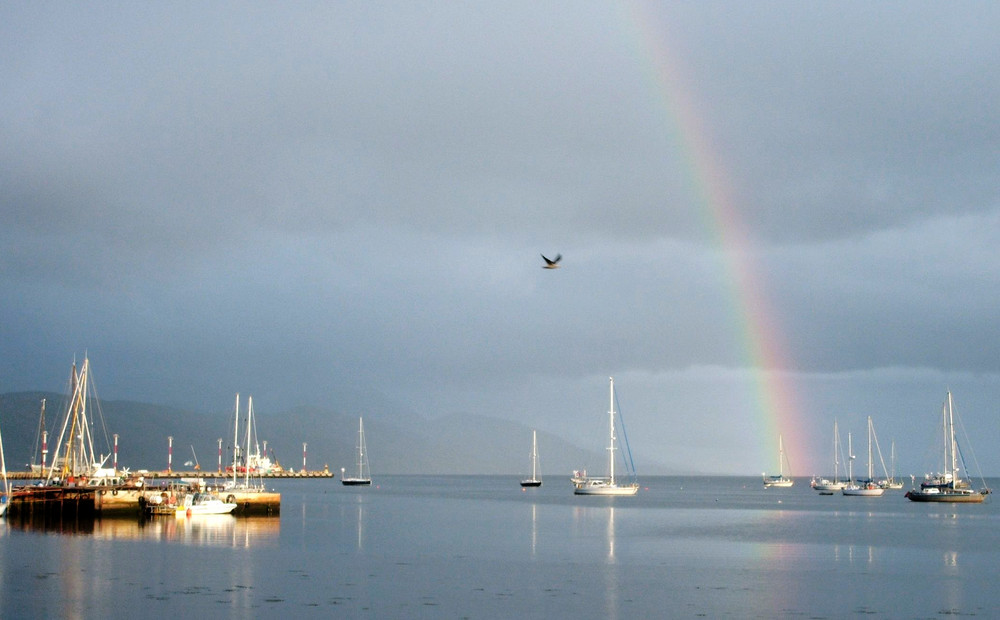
[0,391,677,476]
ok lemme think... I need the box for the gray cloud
[3,2,1000,475]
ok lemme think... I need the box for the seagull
[541,253,562,269]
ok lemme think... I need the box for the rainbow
[618,3,807,471]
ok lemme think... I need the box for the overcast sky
[3,2,1000,476]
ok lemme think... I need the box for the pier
[6,469,335,481]
[5,468,333,523]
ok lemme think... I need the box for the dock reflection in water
[7,514,280,547]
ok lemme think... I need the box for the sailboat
[906,392,990,503]
[227,395,269,490]
[843,416,885,496]
[763,434,794,487]
[219,394,282,516]
[572,377,639,496]
[341,417,372,486]
[881,440,903,489]
[811,420,847,494]
[520,429,542,487]
[44,357,116,484]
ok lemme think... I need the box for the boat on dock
[6,357,137,521]
[221,395,281,514]
[146,491,236,516]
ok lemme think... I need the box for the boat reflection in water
[7,514,280,547]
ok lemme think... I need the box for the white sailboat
[572,377,639,496]
[341,417,372,486]
[223,394,276,496]
[811,420,847,494]
[763,434,794,487]
[843,416,885,496]
[520,429,542,487]
[43,357,119,485]
[881,440,903,489]
[906,392,989,503]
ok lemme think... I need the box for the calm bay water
[2,475,999,618]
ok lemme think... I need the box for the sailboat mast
[866,416,874,480]
[233,394,239,487]
[778,435,785,477]
[940,399,948,478]
[245,397,253,488]
[607,377,616,485]
[531,430,538,479]
[357,417,365,478]
[847,432,854,483]
[833,420,840,480]
[947,391,957,478]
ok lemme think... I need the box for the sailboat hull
[811,480,846,493]
[574,480,639,496]
[763,478,793,488]
[905,488,986,503]
[843,486,885,497]
[341,478,372,486]
[520,480,542,488]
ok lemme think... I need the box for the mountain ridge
[0,391,684,476]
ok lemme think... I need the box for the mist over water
[2,476,999,618]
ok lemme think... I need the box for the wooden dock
[7,468,335,481]
[3,470,328,521]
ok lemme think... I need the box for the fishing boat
[147,491,237,516]
[341,417,372,486]
[520,429,542,487]
[843,416,885,496]
[811,420,847,494]
[906,392,990,503]
[763,434,794,487]
[572,377,639,496]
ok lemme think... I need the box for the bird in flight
[541,254,562,269]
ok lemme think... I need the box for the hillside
[0,391,673,476]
